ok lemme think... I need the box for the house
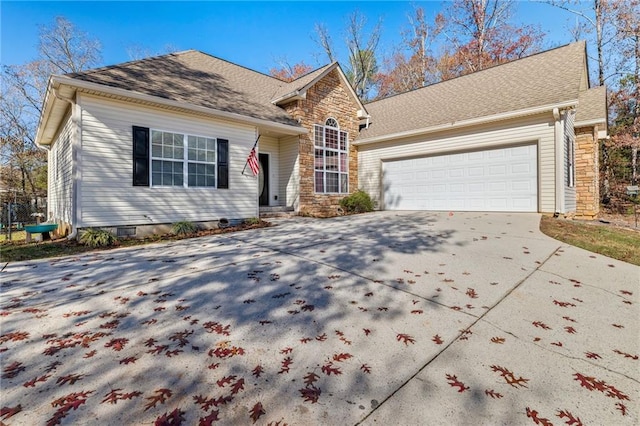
[35,41,606,238]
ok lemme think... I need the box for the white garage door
[383,144,538,212]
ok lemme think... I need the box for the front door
[259,153,269,206]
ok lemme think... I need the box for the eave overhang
[36,75,307,146]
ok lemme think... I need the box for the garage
[383,144,538,212]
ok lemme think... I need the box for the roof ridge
[365,41,585,106]
[66,49,197,77]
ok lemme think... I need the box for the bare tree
[439,0,544,75]
[313,11,382,101]
[1,16,101,198]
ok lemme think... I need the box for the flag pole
[242,134,261,176]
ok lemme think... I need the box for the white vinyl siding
[563,110,577,212]
[358,113,556,213]
[279,135,300,210]
[77,94,257,227]
[48,112,74,226]
[259,135,280,206]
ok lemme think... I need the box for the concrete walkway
[1,212,638,425]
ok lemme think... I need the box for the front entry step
[259,206,295,218]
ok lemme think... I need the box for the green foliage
[340,190,374,214]
[172,220,197,235]
[80,228,117,247]
[244,217,260,225]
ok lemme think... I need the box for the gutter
[354,100,579,146]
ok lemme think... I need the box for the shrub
[244,217,260,225]
[172,220,197,235]
[339,190,374,214]
[80,228,117,247]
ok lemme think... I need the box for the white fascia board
[271,90,306,105]
[51,75,307,136]
[574,119,606,128]
[354,100,579,146]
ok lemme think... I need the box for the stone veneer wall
[280,69,361,217]
[574,125,600,219]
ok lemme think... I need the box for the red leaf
[278,357,293,374]
[445,374,469,392]
[249,402,265,423]
[2,361,25,379]
[280,347,293,354]
[299,386,321,403]
[198,410,220,426]
[321,362,342,376]
[564,326,577,334]
[119,356,138,364]
[396,333,415,345]
[57,374,84,386]
[216,375,236,388]
[332,353,352,362]
[484,389,503,399]
[101,389,142,405]
[104,338,129,351]
[490,365,529,388]
[532,321,551,330]
[613,349,639,360]
[304,372,320,386]
[23,374,50,387]
[1,404,22,419]
[0,331,30,343]
[144,388,172,411]
[252,365,264,378]
[585,352,601,359]
[573,373,629,400]
[616,402,627,416]
[360,364,372,374]
[465,288,478,299]
[491,337,505,344]
[363,329,371,336]
[155,408,184,426]
[432,335,444,345]
[300,337,312,343]
[315,333,327,341]
[553,300,576,308]
[230,378,245,395]
[556,409,584,425]
[526,407,553,426]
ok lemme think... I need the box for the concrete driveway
[1,211,638,425]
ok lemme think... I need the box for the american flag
[247,148,260,176]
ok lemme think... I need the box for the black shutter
[132,126,150,186]
[217,139,229,189]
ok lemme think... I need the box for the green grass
[540,215,640,266]
[0,231,26,242]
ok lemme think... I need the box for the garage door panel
[383,144,537,212]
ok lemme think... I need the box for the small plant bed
[540,215,640,266]
[0,219,271,263]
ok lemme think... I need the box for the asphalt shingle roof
[67,50,305,127]
[358,42,589,141]
[576,86,607,123]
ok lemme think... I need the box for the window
[565,135,575,187]
[150,130,216,187]
[314,119,348,194]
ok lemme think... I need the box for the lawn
[540,215,640,266]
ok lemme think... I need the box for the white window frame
[150,129,218,188]
[314,119,349,194]
[565,135,575,188]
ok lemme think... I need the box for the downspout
[52,87,80,240]
[553,107,565,215]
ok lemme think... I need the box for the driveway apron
[1,212,638,425]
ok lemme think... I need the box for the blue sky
[2,1,580,74]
